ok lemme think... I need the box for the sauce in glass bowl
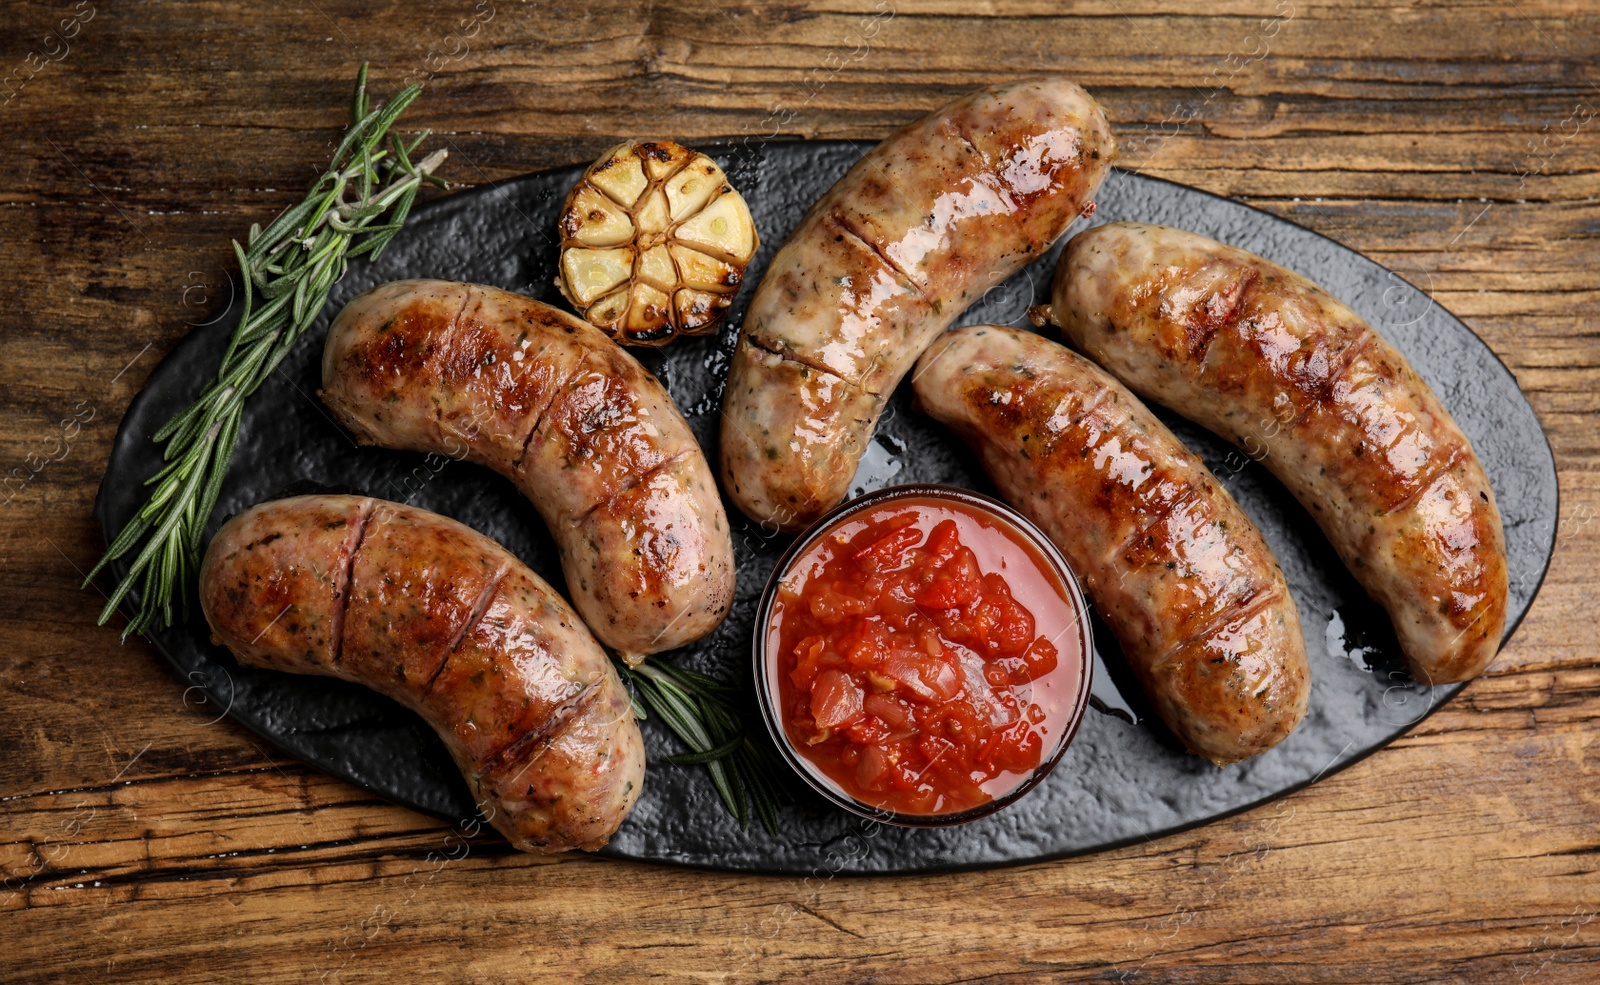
[756,485,1092,825]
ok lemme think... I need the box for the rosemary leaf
[663,735,743,766]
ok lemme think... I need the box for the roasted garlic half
[557,140,759,346]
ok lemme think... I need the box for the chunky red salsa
[767,496,1086,817]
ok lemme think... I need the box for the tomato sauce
[766,494,1088,817]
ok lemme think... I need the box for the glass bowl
[753,483,1094,828]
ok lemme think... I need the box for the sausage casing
[720,77,1116,531]
[199,495,645,853]
[914,326,1309,764]
[1056,222,1508,683]
[320,279,734,661]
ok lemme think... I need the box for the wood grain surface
[3,1,1597,981]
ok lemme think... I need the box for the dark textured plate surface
[95,141,1558,875]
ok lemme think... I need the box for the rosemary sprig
[85,65,447,639]
[615,657,788,835]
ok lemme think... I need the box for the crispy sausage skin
[914,326,1309,764]
[1055,223,1508,684]
[199,495,645,853]
[720,77,1116,532]
[320,279,734,662]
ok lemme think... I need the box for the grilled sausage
[914,326,1309,764]
[320,279,734,662]
[1054,222,1508,684]
[199,495,645,853]
[720,77,1116,531]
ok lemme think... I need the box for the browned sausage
[1055,222,1508,683]
[320,279,734,662]
[720,77,1116,531]
[914,326,1309,764]
[198,494,645,853]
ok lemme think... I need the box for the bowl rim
[751,482,1096,828]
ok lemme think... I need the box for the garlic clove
[626,283,674,336]
[665,159,727,223]
[636,141,692,182]
[560,247,635,305]
[670,244,742,292]
[586,287,632,330]
[674,289,733,333]
[587,145,648,208]
[634,187,671,238]
[675,191,757,261]
[638,245,677,292]
[561,184,635,248]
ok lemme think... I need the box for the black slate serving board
[95,141,1558,875]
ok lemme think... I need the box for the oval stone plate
[95,141,1558,874]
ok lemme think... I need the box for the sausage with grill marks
[913,326,1310,765]
[1053,222,1508,684]
[320,279,734,662]
[199,494,645,853]
[719,77,1116,531]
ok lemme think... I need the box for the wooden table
[4,2,1597,981]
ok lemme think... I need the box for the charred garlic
[557,140,759,346]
